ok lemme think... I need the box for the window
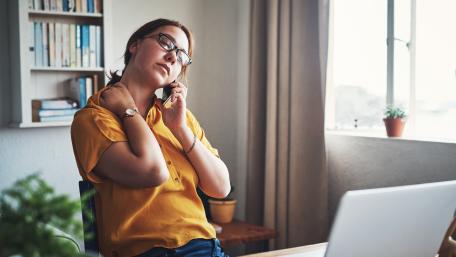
[327,0,456,141]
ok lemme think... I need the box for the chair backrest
[78,180,100,255]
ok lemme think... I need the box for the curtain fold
[247,0,330,249]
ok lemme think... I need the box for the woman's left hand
[158,81,188,133]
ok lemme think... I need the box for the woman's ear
[128,41,139,55]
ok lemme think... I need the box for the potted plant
[383,105,407,137]
[0,173,92,257]
[202,186,236,224]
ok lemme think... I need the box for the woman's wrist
[173,126,194,148]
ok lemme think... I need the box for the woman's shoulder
[71,104,125,141]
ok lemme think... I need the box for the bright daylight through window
[326,0,456,142]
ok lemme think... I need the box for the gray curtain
[247,0,330,249]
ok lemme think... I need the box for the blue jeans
[134,238,229,257]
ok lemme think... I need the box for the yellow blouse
[71,87,217,257]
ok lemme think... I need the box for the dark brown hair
[107,18,194,85]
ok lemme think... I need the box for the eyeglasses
[145,33,192,66]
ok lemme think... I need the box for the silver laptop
[290,180,456,257]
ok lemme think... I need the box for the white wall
[327,134,456,224]
[0,0,250,221]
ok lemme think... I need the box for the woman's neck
[119,70,157,118]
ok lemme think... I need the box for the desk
[240,242,327,257]
[216,220,278,247]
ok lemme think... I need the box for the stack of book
[67,74,100,108]
[28,0,102,13]
[32,98,79,122]
[31,22,102,68]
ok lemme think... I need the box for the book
[43,0,49,10]
[87,0,94,13]
[62,23,70,67]
[42,22,49,67]
[32,108,80,121]
[68,77,88,108]
[89,25,96,67]
[92,74,99,93]
[50,0,56,11]
[34,22,43,66]
[94,0,101,13]
[33,0,42,10]
[55,23,62,67]
[96,25,101,67]
[70,24,76,67]
[38,115,76,122]
[75,0,82,12]
[48,22,55,66]
[86,76,93,99]
[35,108,80,117]
[32,98,78,110]
[81,25,89,67]
[81,0,87,13]
[76,24,81,67]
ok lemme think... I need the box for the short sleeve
[71,107,127,183]
[185,110,220,158]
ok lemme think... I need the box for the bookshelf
[8,0,112,128]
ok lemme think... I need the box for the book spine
[32,99,78,109]
[89,25,96,67]
[81,25,89,67]
[81,0,87,13]
[43,0,50,10]
[55,23,62,67]
[48,22,55,66]
[50,0,56,11]
[38,108,80,117]
[34,22,43,67]
[39,115,75,122]
[62,23,70,67]
[96,25,101,67]
[76,24,81,67]
[42,22,49,67]
[70,24,76,67]
[87,0,94,13]
[79,77,87,107]
[85,76,93,100]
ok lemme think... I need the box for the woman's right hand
[99,83,137,118]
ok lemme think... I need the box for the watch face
[126,108,137,116]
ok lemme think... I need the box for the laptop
[286,180,456,257]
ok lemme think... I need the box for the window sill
[325,129,456,145]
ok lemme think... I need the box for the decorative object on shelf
[0,173,90,257]
[383,105,407,137]
[207,186,237,224]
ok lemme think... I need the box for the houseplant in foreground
[0,173,86,257]
[383,105,407,137]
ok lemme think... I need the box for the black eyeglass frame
[144,33,192,66]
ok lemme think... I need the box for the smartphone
[161,84,173,109]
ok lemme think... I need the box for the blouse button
[167,160,172,165]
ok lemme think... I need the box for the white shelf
[31,66,105,72]
[11,121,73,128]
[8,0,112,128]
[28,10,103,18]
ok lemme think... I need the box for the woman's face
[129,25,190,88]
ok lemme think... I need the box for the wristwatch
[122,107,139,119]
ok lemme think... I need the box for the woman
[71,18,231,257]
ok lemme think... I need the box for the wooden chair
[78,180,101,256]
[438,217,456,257]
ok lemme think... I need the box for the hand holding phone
[161,84,173,109]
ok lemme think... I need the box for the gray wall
[327,134,456,224]
[0,0,249,221]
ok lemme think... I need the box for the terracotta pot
[383,118,406,137]
[208,199,237,223]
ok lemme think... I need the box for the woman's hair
[107,18,194,86]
